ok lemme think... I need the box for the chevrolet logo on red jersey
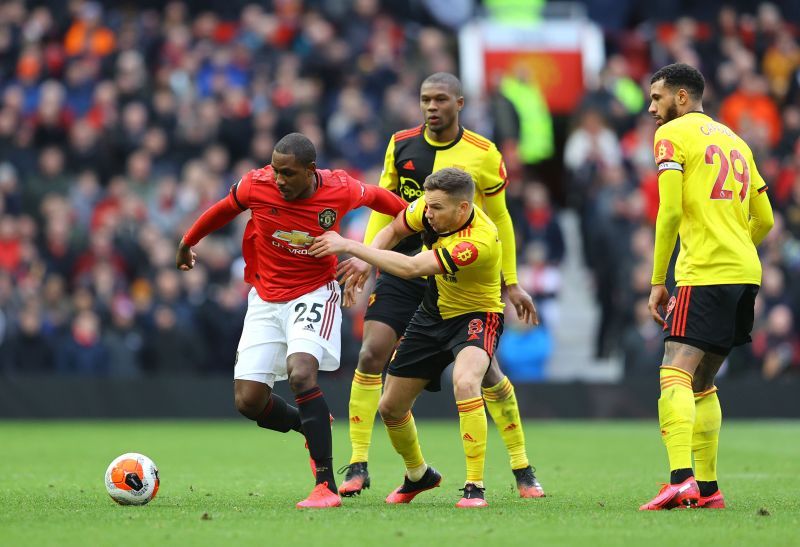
[272,230,315,247]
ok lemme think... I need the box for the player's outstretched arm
[336,208,415,289]
[310,231,441,279]
[749,188,774,246]
[176,196,242,271]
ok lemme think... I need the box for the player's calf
[234,380,302,433]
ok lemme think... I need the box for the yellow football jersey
[654,112,768,286]
[404,195,504,319]
[364,125,516,284]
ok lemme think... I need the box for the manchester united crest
[318,208,337,229]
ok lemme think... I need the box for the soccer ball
[104,453,160,505]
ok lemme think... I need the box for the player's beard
[664,102,679,124]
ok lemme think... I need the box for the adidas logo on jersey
[463,433,476,442]
[504,423,518,432]
[351,416,362,424]
[402,160,416,170]
[303,323,316,332]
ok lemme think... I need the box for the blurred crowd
[0,0,797,382]
[566,2,800,380]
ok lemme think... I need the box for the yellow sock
[482,377,529,470]
[457,397,488,485]
[658,366,696,472]
[693,387,721,482]
[348,370,382,464]
[383,411,425,474]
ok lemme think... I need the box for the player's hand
[176,240,196,271]
[648,284,670,328]
[336,257,372,290]
[341,280,359,308]
[308,231,349,257]
[507,283,539,325]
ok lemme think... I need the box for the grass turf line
[0,420,798,547]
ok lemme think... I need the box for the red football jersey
[229,166,402,302]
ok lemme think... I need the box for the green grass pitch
[0,420,798,547]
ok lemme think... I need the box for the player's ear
[456,95,465,111]
[307,161,316,174]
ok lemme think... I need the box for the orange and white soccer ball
[104,453,160,505]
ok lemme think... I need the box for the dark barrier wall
[0,375,797,419]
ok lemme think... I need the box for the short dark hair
[423,167,475,202]
[274,132,316,165]
[650,63,705,101]
[421,72,463,96]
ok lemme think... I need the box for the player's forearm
[343,240,427,279]
[651,208,681,285]
[370,221,404,250]
[749,191,774,246]
[182,197,241,246]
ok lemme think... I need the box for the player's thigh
[664,285,745,360]
[285,282,342,375]
[357,320,400,374]
[379,374,429,421]
[235,289,288,383]
[452,346,491,400]
[662,340,705,376]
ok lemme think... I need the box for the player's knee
[358,342,391,374]
[453,377,480,400]
[288,368,315,394]
[378,399,406,422]
[234,392,263,419]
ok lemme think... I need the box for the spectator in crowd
[0,0,798,385]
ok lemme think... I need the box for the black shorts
[663,284,759,355]
[363,272,427,338]
[387,308,504,392]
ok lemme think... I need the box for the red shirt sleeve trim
[433,248,447,273]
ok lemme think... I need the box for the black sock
[255,394,302,433]
[697,480,718,497]
[670,468,694,485]
[296,386,336,493]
